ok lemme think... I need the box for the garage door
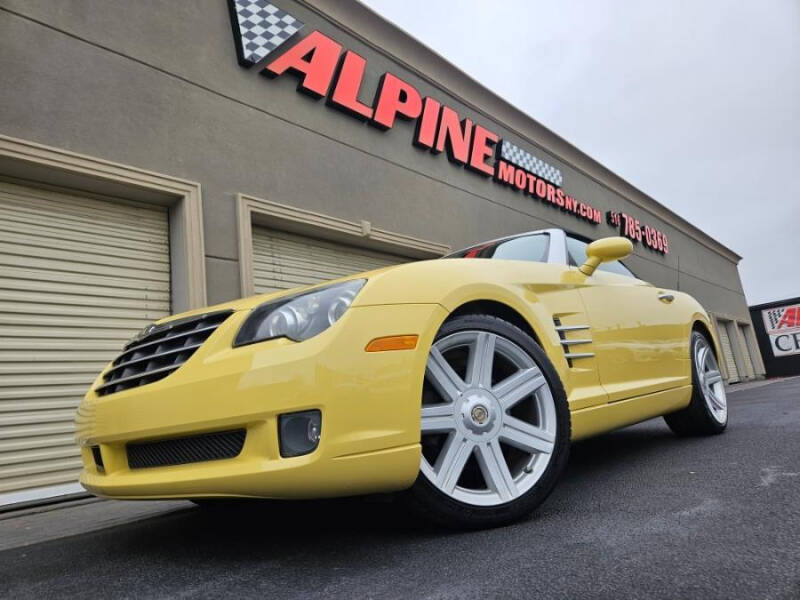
[716,321,739,383]
[737,324,756,379]
[0,181,170,505]
[252,227,408,294]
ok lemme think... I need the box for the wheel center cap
[460,391,501,437]
[471,404,489,425]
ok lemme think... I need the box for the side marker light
[365,335,419,352]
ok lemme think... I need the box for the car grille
[127,429,246,469]
[96,310,233,396]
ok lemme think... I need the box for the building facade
[749,297,800,378]
[0,0,763,506]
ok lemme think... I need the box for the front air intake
[126,429,246,469]
[96,310,232,396]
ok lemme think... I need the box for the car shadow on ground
[92,422,682,563]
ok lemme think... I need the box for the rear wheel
[664,331,728,436]
[407,314,570,529]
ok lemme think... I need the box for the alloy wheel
[420,330,557,506]
[695,336,727,423]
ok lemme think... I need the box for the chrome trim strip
[564,352,595,359]
[123,309,233,349]
[559,339,592,346]
[95,364,181,393]
[555,324,591,332]
[113,324,220,363]
[106,343,204,377]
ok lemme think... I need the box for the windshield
[445,234,550,262]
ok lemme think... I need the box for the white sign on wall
[762,304,800,357]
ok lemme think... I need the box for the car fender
[353,259,573,377]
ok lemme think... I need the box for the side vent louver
[553,316,594,367]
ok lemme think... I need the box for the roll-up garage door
[737,324,756,379]
[716,321,739,383]
[252,227,408,294]
[0,181,170,504]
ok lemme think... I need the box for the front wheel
[407,314,571,529]
[664,331,728,436]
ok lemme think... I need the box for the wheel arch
[430,284,568,379]
[692,317,720,360]
[446,299,542,346]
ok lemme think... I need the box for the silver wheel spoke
[500,416,555,454]
[494,367,546,410]
[475,440,517,502]
[705,369,722,386]
[434,434,473,494]
[421,403,456,433]
[707,388,726,410]
[466,332,495,388]
[697,345,708,370]
[703,348,715,371]
[426,346,465,402]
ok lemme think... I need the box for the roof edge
[749,296,800,311]
[300,0,742,263]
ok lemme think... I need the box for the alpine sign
[228,0,669,253]
[762,304,800,357]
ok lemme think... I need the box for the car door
[565,235,688,403]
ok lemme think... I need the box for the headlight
[233,279,366,346]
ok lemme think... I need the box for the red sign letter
[495,160,516,185]
[265,31,342,99]
[328,50,373,120]
[434,106,473,165]
[414,97,441,149]
[777,307,799,329]
[467,125,499,176]
[372,73,423,130]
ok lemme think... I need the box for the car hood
[153,257,587,327]
[153,264,403,325]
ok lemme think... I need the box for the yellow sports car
[75,229,727,528]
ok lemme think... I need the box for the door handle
[658,292,675,304]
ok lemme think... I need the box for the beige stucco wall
[0,0,756,354]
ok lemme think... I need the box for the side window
[449,234,550,263]
[598,258,636,278]
[566,236,636,278]
[566,236,589,267]
[489,235,550,262]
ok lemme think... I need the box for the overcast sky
[361,0,799,305]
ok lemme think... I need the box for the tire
[664,330,728,436]
[406,313,571,529]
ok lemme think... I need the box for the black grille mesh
[97,310,232,396]
[127,429,246,469]
[91,445,104,472]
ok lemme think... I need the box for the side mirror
[579,237,633,276]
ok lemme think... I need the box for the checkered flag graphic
[500,140,563,187]
[229,0,304,66]
[765,308,785,331]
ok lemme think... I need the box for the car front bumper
[75,303,446,500]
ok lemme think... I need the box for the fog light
[279,410,322,457]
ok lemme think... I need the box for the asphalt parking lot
[1,378,798,600]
